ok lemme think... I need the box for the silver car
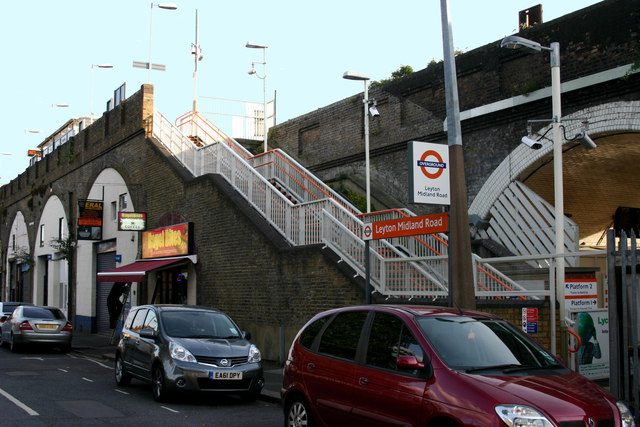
[0,305,72,353]
[115,304,264,402]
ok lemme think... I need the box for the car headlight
[617,401,636,427]
[495,404,553,427]
[169,341,197,363]
[248,344,261,363]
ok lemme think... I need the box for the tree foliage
[370,65,414,88]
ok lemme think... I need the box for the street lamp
[90,63,114,117]
[343,70,372,214]
[148,3,178,82]
[501,35,566,356]
[246,41,268,153]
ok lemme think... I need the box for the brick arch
[72,159,140,205]
[469,101,640,220]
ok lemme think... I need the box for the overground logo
[417,150,446,179]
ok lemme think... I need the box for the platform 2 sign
[363,213,448,241]
[565,278,599,312]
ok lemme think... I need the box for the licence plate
[37,324,57,330]
[210,371,242,380]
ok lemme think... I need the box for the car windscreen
[161,311,241,339]
[23,307,65,320]
[416,316,561,372]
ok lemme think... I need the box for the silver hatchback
[0,305,72,352]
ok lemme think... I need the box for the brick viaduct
[0,0,638,359]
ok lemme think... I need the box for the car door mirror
[0,315,7,324]
[397,355,434,378]
[243,331,252,340]
[140,328,158,339]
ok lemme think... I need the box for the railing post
[299,206,305,246]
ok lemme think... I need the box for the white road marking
[82,377,94,383]
[161,406,179,413]
[67,354,112,369]
[0,387,39,416]
[58,368,68,373]
[115,389,129,395]
[21,357,44,361]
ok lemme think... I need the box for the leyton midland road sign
[363,212,448,241]
[408,141,450,205]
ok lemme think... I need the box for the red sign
[363,213,448,240]
[142,223,193,259]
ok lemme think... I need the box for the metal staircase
[152,109,531,299]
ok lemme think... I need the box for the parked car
[0,301,34,321]
[115,304,264,402]
[282,305,635,427]
[0,305,72,353]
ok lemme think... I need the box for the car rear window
[299,315,330,349]
[23,307,65,319]
[318,311,367,361]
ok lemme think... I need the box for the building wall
[0,85,366,360]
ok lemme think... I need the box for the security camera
[575,132,597,149]
[521,135,542,150]
[369,105,380,118]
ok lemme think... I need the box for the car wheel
[115,354,131,386]
[152,364,168,402]
[285,396,315,427]
[9,334,20,353]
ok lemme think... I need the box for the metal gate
[607,228,639,421]
[96,252,116,333]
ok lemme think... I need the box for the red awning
[97,258,186,283]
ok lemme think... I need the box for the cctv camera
[369,105,380,117]
[521,135,542,150]
[575,132,597,150]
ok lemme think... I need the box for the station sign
[408,141,450,205]
[363,213,448,241]
[565,277,599,312]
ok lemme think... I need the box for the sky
[0,0,600,184]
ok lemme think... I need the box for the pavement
[71,331,284,404]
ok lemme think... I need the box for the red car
[281,305,635,427]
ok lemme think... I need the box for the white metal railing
[153,109,537,298]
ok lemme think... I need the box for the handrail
[155,109,533,299]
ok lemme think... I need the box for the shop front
[96,222,197,328]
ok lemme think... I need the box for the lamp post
[343,70,374,305]
[501,35,566,357]
[246,41,268,152]
[90,63,113,117]
[148,3,177,83]
[342,70,372,214]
